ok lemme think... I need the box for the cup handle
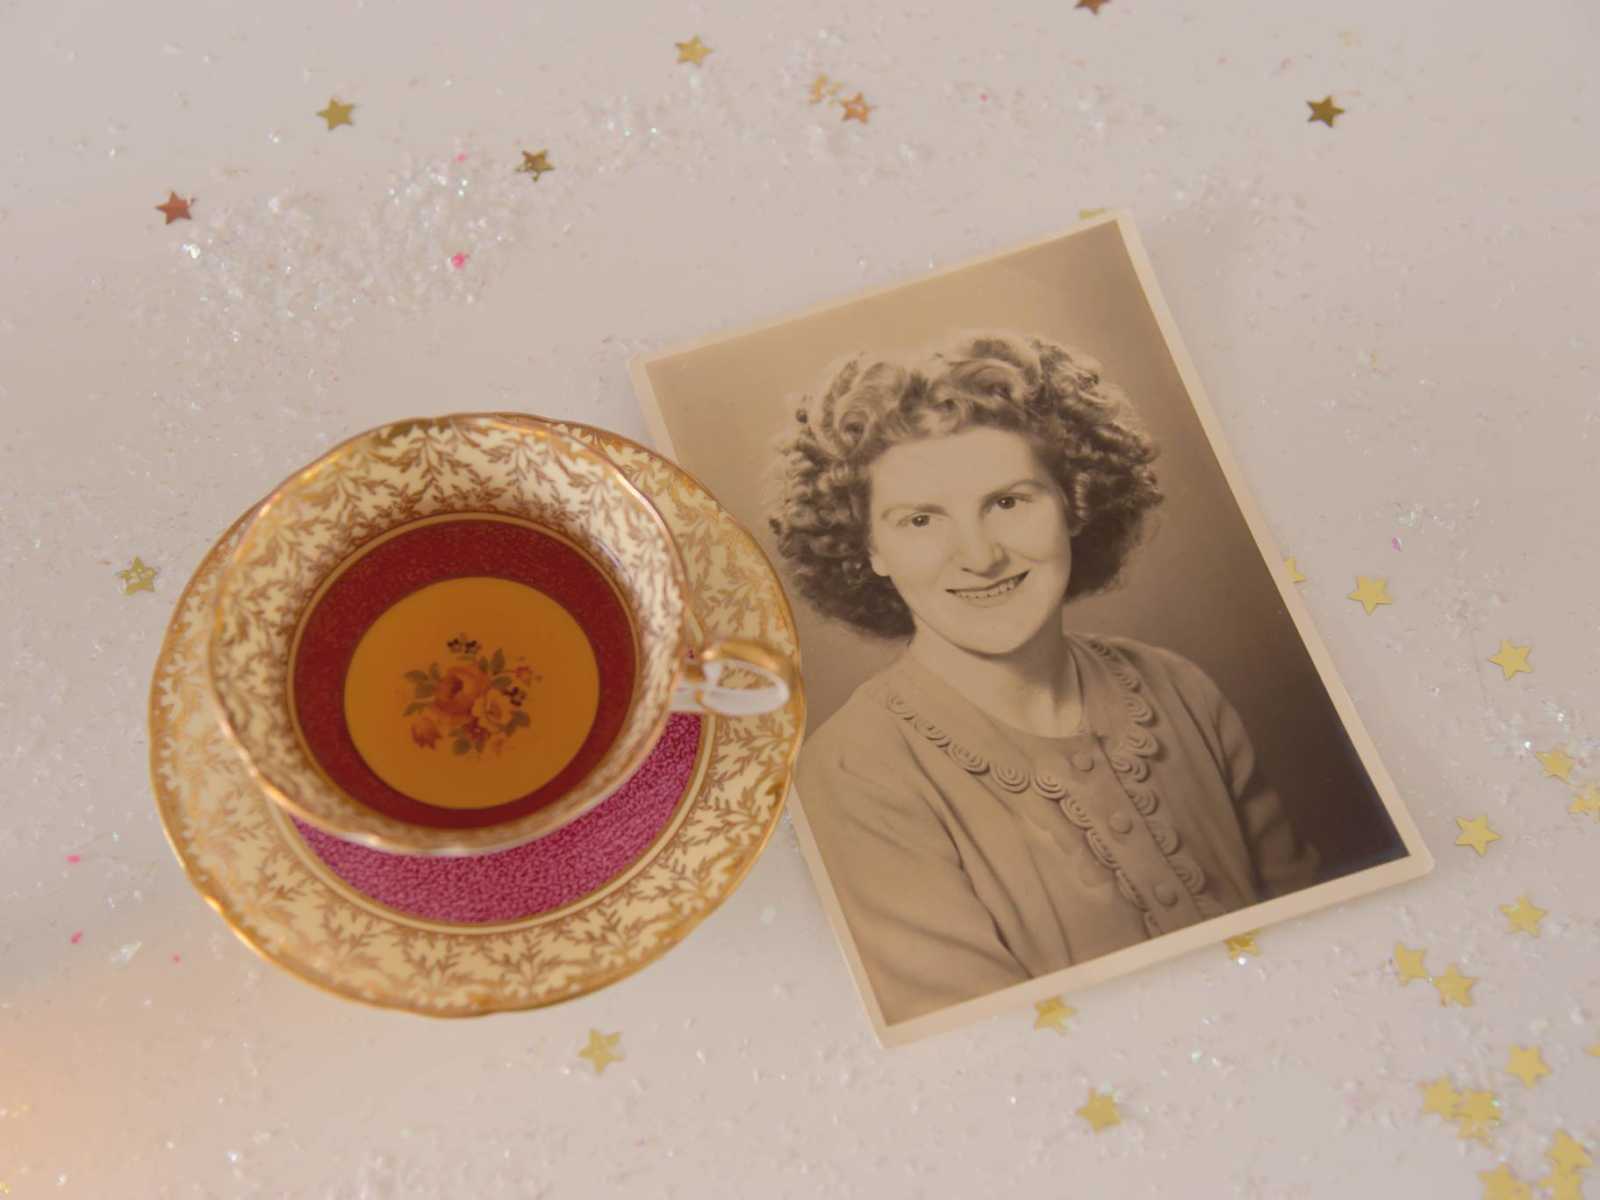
[670,638,797,717]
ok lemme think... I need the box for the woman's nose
[954,522,1004,574]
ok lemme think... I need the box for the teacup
[208,413,797,856]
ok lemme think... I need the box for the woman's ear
[869,549,889,577]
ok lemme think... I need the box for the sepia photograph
[634,215,1431,1045]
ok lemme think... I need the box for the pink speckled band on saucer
[293,714,702,925]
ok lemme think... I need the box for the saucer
[150,423,805,1015]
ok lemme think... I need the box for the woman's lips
[946,571,1029,606]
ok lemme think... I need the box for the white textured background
[2,1,1597,1196]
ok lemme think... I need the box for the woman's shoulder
[803,662,916,762]
[1075,632,1225,709]
[798,660,930,795]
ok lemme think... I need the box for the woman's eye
[994,494,1027,511]
[907,514,931,528]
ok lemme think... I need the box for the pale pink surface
[294,714,701,924]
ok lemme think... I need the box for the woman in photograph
[771,332,1320,1025]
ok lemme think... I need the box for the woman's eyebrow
[983,477,1050,501]
[877,500,949,518]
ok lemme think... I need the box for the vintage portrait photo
[633,215,1432,1045]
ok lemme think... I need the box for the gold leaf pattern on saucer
[150,422,804,1015]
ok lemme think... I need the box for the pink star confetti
[69,931,83,945]
[450,252,469,269]
[1391,536,1403,551]
[66,854,80,863]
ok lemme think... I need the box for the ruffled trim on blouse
[882,636,1225,935]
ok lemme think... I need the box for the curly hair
[768,332,1164,639]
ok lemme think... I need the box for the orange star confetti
[1076,1089,1121,1132]
[1034,996,1076,1034]
[316,98,355,130]
[1347,575,1392,614]
[1433,965,1477,1007]
[578,1029,623,1074]
[1536,747,1577,782]
[116,557,158,595]
[1307,96,1345,126]
[1506,1045,1550,1087]
[1076,0,1110,12]
[154,191,193,224]
[675,35,712,66]
[1487,641,1533,680]
[516,149,553,180]
[1455,815,1500,856]
[840,92,874,123]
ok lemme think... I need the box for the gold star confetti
[1536,747,1577,782]
[1487,641,1533,680]
[1589,1043,1600,1058]
[1078,208,1108,219]
[809,74,840,104]
[1569,784,1600,818]
[1455,815,1501,856]
[116,557,158,595]
[1285,557,1307,583]
[154,191,193,224]
[317,98,355,130]
[1307,95,1345,127]
[516,150,553,181]
[1347,575,1392,615]
[1506,1045,1550,1088]
[1224,931,1260,958]
[1420,1077,1461,1119]
[1076,1089,1121,1132]
[1500,896,1546,936]
[578,1029,623,1074]
[1433,965,1478,1008]
[1478,1164,1532,1200]
[1076,0,1110,12]
[675,35,712,66]
[1547,1131,1593,1175]
[840,92,874,123]
[1540,1172,1585,1200]
[1034,996,1076,1034]
[1394,943,1430,985]
[1456,1090,1501,1142]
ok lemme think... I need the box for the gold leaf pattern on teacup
[208,415,688,855]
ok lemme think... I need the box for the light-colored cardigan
[798,634,1320,1025]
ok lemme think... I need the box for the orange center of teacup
[342,577,601,810]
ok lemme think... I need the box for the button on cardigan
[798,634,1321,1025]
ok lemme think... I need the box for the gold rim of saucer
[149,421,805,1016]
[205,412,699,855]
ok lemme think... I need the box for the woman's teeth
[949,572,1027,601]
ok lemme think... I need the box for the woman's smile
[946,570,1030,606]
